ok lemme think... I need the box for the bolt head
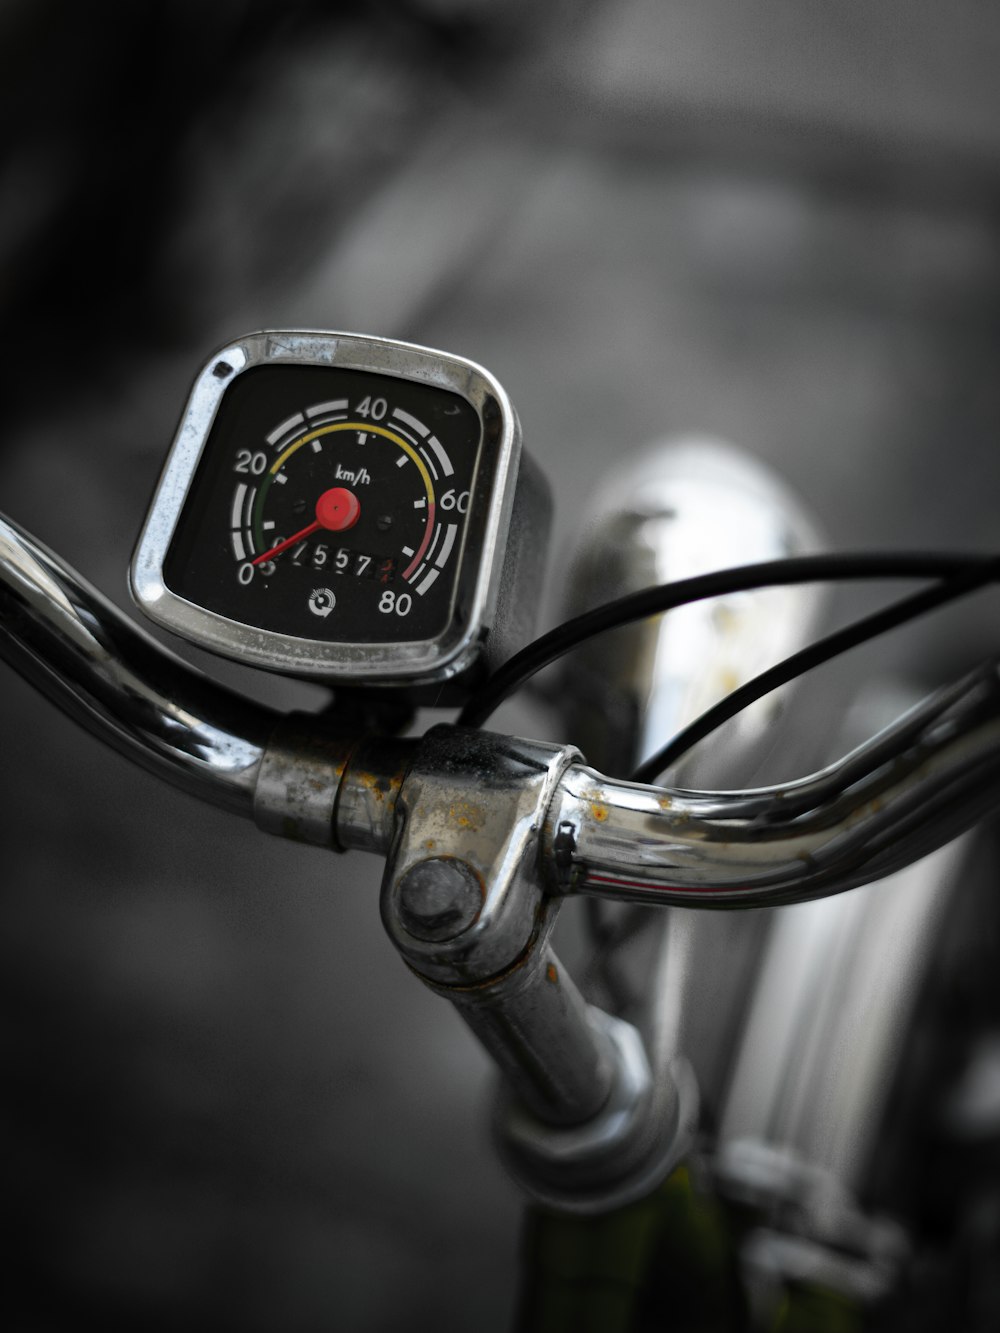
[396,857,483,942]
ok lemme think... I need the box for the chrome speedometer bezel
[130,330,522,684]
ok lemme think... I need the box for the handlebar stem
[380,726,694,1211]
[381,726,604,1118]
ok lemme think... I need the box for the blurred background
[1,1,999,1328]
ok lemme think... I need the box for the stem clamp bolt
[396,857,483,942]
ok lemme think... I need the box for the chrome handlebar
[0,513,275,817]
[4,508,999,903]
[552,663,1000,909]
[5,507,1000,1212]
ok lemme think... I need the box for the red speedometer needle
[251,519,320,566]
[251,486,361,565]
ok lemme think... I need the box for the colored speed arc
[228,400,465,612]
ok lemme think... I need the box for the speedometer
[131,331,550,696]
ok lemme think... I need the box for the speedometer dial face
[163,364,480,645]
[131,331,527,687]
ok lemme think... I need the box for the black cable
[458,552,1000,729]
[630,557,1000,785]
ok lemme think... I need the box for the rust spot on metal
[658,794,673,812]
[546,962,558,985]
[589,802,609,823]
[448,800,484,832]
[424,839,436,850]
[350,764,407,806]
